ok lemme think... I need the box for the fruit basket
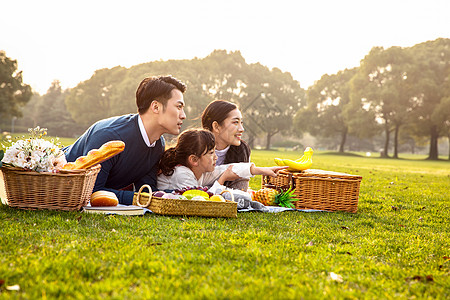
[135,185,237,218]
[262,169,362,213]
[1,164,101,211]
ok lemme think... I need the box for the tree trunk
[265,132,272,150]
[428,125,439,160]
[247,134,255,150]
[448,134,450,161]
[382,122,390,158]
[393,124,400,159]
[338,127,348,153]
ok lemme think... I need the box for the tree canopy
[5,39,449,159]
[65,50,305,148]
[294,68,358,152]
[0,51,32,127]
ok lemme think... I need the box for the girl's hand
[218,165,240,185]
[250,165,288,177]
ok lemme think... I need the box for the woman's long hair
[200,100,251,165]
[201,100,238,131]
[159,129,216,176]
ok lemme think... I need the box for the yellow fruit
[283,147,314,171]
[253,188,279,206]
[209,195,226,202]
[253,188,296,208]
[274,157,285,166]
[182,189,209,200]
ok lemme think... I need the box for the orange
[208,195,225,202]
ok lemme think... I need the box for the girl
[201,100,251,191]
[157,129,285,194]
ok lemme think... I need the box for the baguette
[63,140,125,170]
[90,190,119,206]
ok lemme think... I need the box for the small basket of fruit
[134,184,237,218]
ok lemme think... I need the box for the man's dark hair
[136,75,186,114]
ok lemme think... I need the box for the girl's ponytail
[159,147,178,176]
[158,129,216,176]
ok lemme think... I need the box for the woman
[201,100,251,191]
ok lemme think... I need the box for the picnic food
[153,191,166,197]
[274,147,313,171]
[90,190,119,206]
[182,189,210,200]
[209,195,226,202]
[253,187,296,208]
[63,140,125,170]
[174,186,214,197]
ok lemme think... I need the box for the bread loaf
[63,140,125,170]
[90,191,119,206]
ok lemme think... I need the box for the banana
[274,157,285,166]
[283,158,312,171]
[274,147,314,171]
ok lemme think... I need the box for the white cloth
[215,146,230,166]
[138,115,156,148]
[157,163,253,191]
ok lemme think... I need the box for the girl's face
[214,109,244,150]
[197,148,217,173]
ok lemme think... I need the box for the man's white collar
[138,115,156,148]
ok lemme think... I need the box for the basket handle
[287,172,296,191]
[274,172,296,193]
[136,184,153,208]
[219,189,234,202]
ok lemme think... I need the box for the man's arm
[92,156,135,205]
[65,131,135,205]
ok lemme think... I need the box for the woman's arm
[201,163,253,186]
[250,165,288,177]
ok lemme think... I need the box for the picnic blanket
[213,187,324,213]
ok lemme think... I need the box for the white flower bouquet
[1,127,67,172]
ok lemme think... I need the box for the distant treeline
[1,38,449,160]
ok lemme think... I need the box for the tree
[13,92,42,131]
[294,68,358,152]
[239,63,305,149]
[0,51,32,130]
[37,80,83,137]
[65,66,128,128]
[350,46,415,158]
[407,38,450,160]
[431,96,450,160]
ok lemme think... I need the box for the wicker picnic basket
[134,185,237,218]
[1,164,101,211]
[262,169,362,213]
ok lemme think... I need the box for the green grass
[1,150,450,299]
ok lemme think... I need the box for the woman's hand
[218,165,240,185]
[250,165,288,177]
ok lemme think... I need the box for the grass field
[0,147,449,299]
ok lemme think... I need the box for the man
[64,75,186,205]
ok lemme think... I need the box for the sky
[1,0,449,95]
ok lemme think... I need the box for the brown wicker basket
[262,169,362,213]
[1,164,101,211]
[135,185,237,218]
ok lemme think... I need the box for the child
[157,129,286,202]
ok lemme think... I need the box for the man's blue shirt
[63,114,164,205]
